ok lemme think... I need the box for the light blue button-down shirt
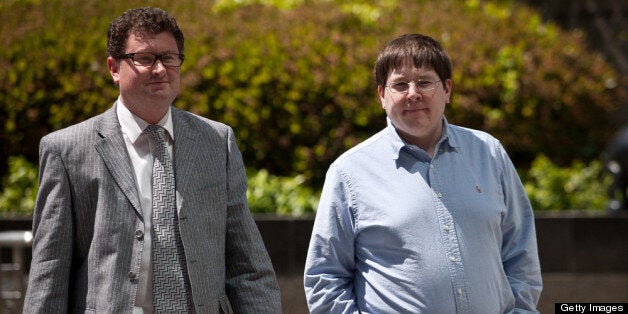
[304,118,542,313]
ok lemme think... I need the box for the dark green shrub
[0,156,38,217]
[176,0,624,185]
[1,0,623,190]
[523,155,611,210]
[247,169,319,216]
[1,152,612,217]
[0,160,317,217]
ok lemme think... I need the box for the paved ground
[538,273,628,313]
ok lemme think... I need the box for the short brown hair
[374,34,451,88]
[107,7,184,59]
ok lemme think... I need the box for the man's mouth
[404,107,427,113]
[147,80,168,85]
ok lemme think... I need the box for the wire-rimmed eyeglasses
[386,79,441,94]
[120,52,185,68]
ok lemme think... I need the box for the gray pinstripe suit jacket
[23,103,282,313]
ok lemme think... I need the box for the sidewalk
[539,272,628,313]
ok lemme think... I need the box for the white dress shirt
[116,100,179,313]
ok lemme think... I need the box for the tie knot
[145,124,167,144]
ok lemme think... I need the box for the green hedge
[0,156,38,218]
[0,154,612,217]
[523,155,611,211]
[0,156,320,217]
[1,0,623,190]
[246,169,319,216]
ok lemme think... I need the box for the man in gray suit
[23,7,281,313]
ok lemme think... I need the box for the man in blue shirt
[304,33,542,313]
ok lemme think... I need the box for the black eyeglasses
[120,52,185,67]
[386,79,441,94]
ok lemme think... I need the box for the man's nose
[151,59,167,72]
[406,84,422,99]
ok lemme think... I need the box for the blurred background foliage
[246,169,319,216]
[523,155,612,211]
[0,0,624,216]
[0,156,38,217]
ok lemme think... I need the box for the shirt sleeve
[497,142,543,312]
[304,165,360,314]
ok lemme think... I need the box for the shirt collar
[116,98,174,143]
[386,116,455,160]
[385,117,406,160]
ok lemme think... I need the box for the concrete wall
[2,211,627,313]
[255,211,628,313]
[534,211,628,273]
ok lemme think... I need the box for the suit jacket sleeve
[223,127,282,312]
[23,136,74,313]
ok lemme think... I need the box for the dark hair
[107,7,184,59]
[374,33,451,88]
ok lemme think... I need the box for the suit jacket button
[135,230,144,240]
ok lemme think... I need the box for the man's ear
[107,56,120,85]
[377,85,386,109]
[444,79,452,104]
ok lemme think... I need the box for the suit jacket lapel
[172,107,199,196]
[94,104,144,219]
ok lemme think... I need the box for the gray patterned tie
[146,125,191,313]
